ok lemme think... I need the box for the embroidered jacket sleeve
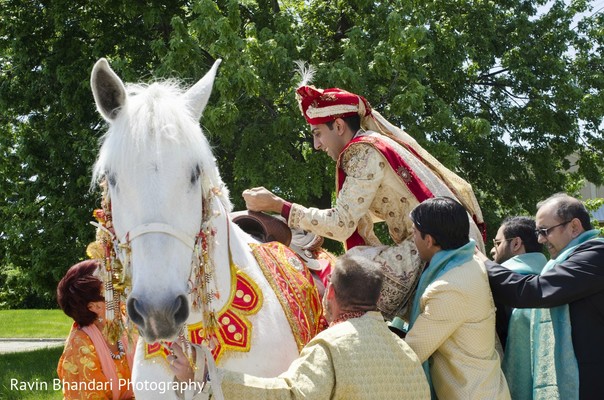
[56,326,112,400]
[288,143,385,242]
[219,340,335,399]
[485,240,604,308]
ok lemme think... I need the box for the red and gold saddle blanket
[144,242,326,361]
[250,242,328,351]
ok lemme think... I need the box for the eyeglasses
[492,238,513,247]
[535,220,572,237]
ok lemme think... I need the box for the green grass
[0,310,72,338]
[0,347,63,399]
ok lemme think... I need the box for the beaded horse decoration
[89,58,324,400]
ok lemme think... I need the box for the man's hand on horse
[242,187,285,214]
[168,340,196,383]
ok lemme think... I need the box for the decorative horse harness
[88,179,325,369]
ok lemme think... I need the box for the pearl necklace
[111,339,126,360]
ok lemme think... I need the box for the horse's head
[90,58,231,342]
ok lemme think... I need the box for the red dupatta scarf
[336,135,434,250]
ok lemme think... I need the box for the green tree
[0,0,190,307]
[1,0,603,307]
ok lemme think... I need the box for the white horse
[90,59,303,399]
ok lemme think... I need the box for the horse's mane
[91,80,232,212]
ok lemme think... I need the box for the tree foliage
[1,0,603,307]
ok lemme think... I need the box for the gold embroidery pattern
[57,326,131,399]
[397,165,413,183]
[250,242,327,350]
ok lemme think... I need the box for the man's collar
[353,128,365,138]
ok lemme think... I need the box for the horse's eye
[108,172,117,187]
[190,165,201,185]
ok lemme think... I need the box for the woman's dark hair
[410,197,470,250]
[57,260,104,327]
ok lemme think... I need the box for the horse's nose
[172,294,189,326]
[127,295,189,340]
[127,296,147,330]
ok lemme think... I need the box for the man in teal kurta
[490,216,547,399]
[481,193,604,399]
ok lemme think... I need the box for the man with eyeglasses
[490,216,547,399]
[477,193,604,399]
[490,216,547,344]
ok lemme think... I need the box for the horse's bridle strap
[123,223,195,250]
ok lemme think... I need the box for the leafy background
[1,0,603,307]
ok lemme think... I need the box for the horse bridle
[122,222,196,251]
[116,186,232,306]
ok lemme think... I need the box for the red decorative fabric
[281,201,292,220]
[336,135,434,250]
[144,268,262,363]
[315,250,335,288]
[250,242,328,350]
[473,215,488,243]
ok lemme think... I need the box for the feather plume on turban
[293,62,372,125]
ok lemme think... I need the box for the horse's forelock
[91,80,232,211]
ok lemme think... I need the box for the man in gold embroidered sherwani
[170,254,430,399]
[243,73,485,320]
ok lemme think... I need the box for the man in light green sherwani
[405,197,510,400]
[170,254,430,400]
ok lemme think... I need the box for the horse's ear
[184,59,222,121]
[91,58,127,121]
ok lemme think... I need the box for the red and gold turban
[295,85,373,125]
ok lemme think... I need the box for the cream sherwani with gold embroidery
[405,257,510,400]
[288,130,485,319]
[215,312,430,400]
